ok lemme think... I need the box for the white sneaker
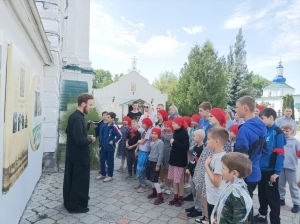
[184,183,191,189]
[161,188,166,193]
[103,177,113,182]
[95,175,106,180]
[165,188,173,195]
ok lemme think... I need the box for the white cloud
[138,35,184,56]
[89,2,184,58]
[181,25,204,34]
[222,0,286,29]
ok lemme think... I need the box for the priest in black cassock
[63,93,96,213]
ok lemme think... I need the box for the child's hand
[297,179,300,189]
[170,139,174,146]
[205,156,213,167]
[135,150,138,158]
[155,167,159,171]
[270,174,279,182]
[138,140,142,144]
[109,141,113,145]
[186,169,190,175]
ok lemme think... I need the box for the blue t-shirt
[198,118,213,143]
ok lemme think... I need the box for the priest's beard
[83,106,89,114]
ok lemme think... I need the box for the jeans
[139,176,147,187]
[100,150,114,177]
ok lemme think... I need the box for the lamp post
[151,98,154,105]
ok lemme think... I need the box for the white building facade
[94,71,168,120]
[257,61,300,122]
[0,0,53,223]
[36,0,94,170]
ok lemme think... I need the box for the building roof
[264,82,295,90]
[62,65,95,75]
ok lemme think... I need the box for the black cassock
[63,110,92,211]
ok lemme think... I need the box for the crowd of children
[90,97,299,224]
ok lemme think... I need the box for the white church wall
[0,1,48,222]
[94,72,168,120]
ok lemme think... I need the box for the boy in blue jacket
[99,112,122,182]
[254,108,286,224]
[235,96,267,198]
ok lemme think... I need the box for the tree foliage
[250,74,272,99]
[152,71,178,107]
[227,28,253,107]
[172,41,228,116]
[282,94,295,119]
[93,69,123,89]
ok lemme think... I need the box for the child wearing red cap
[135,118,153,193]
[160,121,174,195]
[168,117,189,207]
[116,116,132,172]
[254,105,266,117]
[156,109,168,130]
[229,124,239,152]
[145,128,165,205]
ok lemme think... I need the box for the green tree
[259,101,271,107]
[173,41,228,116]
[152,71,178,106]
[282,94,295,119]
[228,28,252,107]
[251,74,272,98]
[93,69,113,88]
[113,73,124,82]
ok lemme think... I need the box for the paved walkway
[20,156,300,224]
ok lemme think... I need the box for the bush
[59,104,101,167]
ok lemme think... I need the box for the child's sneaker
[194,216,209,223]
[165,188,173,195]
[253,214,267,223]
[168,198,178,206]
[95,175,106,180]
[137,187,148,193]
[161,188,166,193]
[103,177,113,182]
[175,199,185,207]
[147,192,158,199]
[134,184,141,189]
[291,204,299,213]
[154,197,164,205]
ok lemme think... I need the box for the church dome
[273,59,285,83]
[273,75,286,83]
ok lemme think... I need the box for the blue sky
[89,0,300,93]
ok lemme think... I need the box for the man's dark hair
[107,112,116,119]
[132,101,138,105]
[77,93,94,106]
[259,108,277,120]
[102,111,108,116]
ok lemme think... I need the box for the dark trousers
[127,150,136,175]
[245,181,259,224]
[63,161,90,211]
[100,150,114,177]
[258,171,280,224]
[207,202,215,224]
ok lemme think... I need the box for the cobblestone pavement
[19,155,300,224]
